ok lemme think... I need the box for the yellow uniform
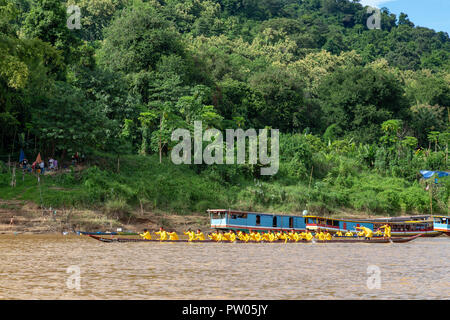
[155,230,168,241]
[208,232,218,241]
[293,232,301,242]
[268,232,276,242]
[139,231,152,240]
[184,230,196,241]
[168,232,179,240]
[336,231,343,237]
[317,232,325,241]
[325,232,332,241]
[255,233,262,242]
[381,225,391,238]
[374,230,383,236]
[243,233,251,242]
[305,232,313,241]
[229,232,237,242]
[195,231,205,241]
[223,232,231,241]
[345,231,353,237]
[356,226,373,239]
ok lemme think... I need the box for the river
[0,235,448,299]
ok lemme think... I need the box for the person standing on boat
[139,229,152,240]
[155,227,169,241]
[380,224,391,238]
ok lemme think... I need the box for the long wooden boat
[77,231,138,236]
[87,234,422,244]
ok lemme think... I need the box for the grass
[0,152,445,219]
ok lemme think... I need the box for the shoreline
[0,199,436,235]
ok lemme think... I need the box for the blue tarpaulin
[420,170,449,179]
[19,149,25,163]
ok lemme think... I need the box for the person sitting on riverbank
[305,230,313,241]
[345,230,353,237]
[325,231,332,241]
[139,229,152,240]
[184,229,196,241]
[168,231,179,240]
[335,231,343,237]
[195,229,205,241]
[155,227,168,241]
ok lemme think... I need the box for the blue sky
[359,0,450,33]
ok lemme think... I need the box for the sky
[359,0,450,34]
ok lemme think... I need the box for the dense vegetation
[0,0,448,217]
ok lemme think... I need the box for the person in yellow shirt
[250,231,258,241]
[195,229,205,241]
[208,231,218,241]
[305,230,313,241]
[335,231,343,237]
[356,226,373,240]
[380,224,391,238]
[254,232,262,242]
[374,229,383,237]
[155,227,168,241]
[184,229,196,242]
[223,231,232,241]
[268,231,276,242]
[229,231,237,242]
[168,231,179,240]
[293,232,301,242]
[324,231,332,241]
[317,231,326,241]
[345,230,353,237]
[215,231,225,242]
[139,229,152,240]
[242,232,251,243]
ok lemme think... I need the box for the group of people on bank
[138,224,392,242]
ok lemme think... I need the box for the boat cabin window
[231,213,247,219]
[256,215,261,226]
[289,217,294,228]
[273,216,277,227]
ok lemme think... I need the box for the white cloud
[358,0,398,8]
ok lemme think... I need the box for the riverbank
[0,199,210,234]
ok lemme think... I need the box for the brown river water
[0,235,448,300]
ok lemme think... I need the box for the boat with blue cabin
[209,209,444,237]
[432,216,450,236]
[208,209,306,233]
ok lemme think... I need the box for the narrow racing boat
[87,234,422,243]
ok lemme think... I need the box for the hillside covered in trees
[0,0,449,219]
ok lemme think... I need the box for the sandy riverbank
[0,199,211,234]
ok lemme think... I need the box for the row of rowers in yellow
[139,225,391,241]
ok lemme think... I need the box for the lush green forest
[0,0,449,218]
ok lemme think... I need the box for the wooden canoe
[87,234,422,243]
